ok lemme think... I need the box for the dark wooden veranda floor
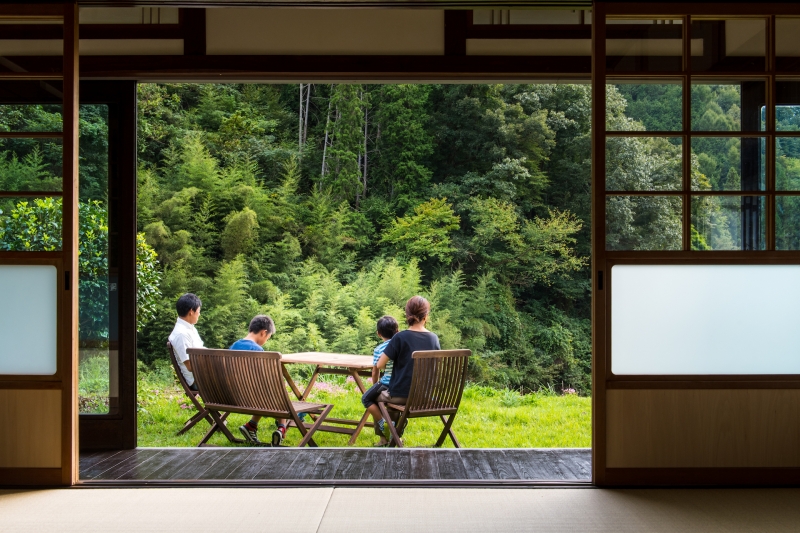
[80,448,591,484]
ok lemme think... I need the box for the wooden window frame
[593,2,800,487]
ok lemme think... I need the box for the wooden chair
[167,341,236,446]
[187,348,334,447]
[377,349,471,448]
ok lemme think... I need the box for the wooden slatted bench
[186,348,334,447]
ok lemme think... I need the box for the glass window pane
[606,136,682,191]
[0,138,63,192]
[607,81,682,132]
[0,265,58,375]
[776,18,800,71]
[691,19,766,72]
[691,82,766,131]
[607,18,683,73]
[691,195,765,250]
[78,104,113,415]
[691,137,765,191]
[776,196,800,250]
[776,81,800,131]
[606,195,682,250]
[0,104,62,133]
[777,137,800,191]
[0,197,62,251]
[612,264,800,375]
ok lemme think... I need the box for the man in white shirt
[168,293,204,390]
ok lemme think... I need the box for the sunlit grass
[136,364,591,448]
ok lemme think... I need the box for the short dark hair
[377,315,399,339]
[249,315,276,335]
[176,293,202,318]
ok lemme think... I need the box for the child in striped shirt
[361,315,398,446]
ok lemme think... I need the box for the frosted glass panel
[612,264,800,375]
[0,265,57,375]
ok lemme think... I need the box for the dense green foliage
[136,83,594,394]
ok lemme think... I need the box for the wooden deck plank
[220,449,270,480]
[283,450,323,479]
[167,449,233,480]
[384,449,412,480]
[80,448,591,482]
[485,450,521,480]
[199,449,254,480]
[253,451,304,480]
[85,449,160,480]
[143,449,205,480]
[114,450,180,480]
[333,449,367,479]
[554,449,591,479]
[436,450,468,480]
[359,449,387,479]
[459,449,496,480]
[242,450,289,480]
[411,449,440,479]
[81,450,144,480]
[309,449,345,480]
[78,450,123,473]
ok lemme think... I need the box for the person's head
[405,295,430,327]
[376,315,399,341]
[246,314,276,346]
[176,293,202,324]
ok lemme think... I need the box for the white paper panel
[0,265,58,375]
[611,264,800,375]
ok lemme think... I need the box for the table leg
[282,364,304,401]
[300,366,321,400]
[347,368,371,445]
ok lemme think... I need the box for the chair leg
[347,410,371,446]
[177,409,208,436]
[435,414,460,448]
[377,402,404,448]
[298,405,334,448]
[206,410,244,445]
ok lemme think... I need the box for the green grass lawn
[133,362,591,449]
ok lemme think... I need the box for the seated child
[361,315,399,446]
[232,315,288,447]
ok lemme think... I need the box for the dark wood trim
[607,380,800,389]
[0,132,63,138]
[0,191,64,197]
[603,3,800,16]
[182,8,206,56]
[591,1,607,488]
[78,81,139,451]
[466,25,591,40]
[444,10,468,57]
[0,468,64,486]
[603,467,800,487]
[0,3,63,18]
[0,24,183,40]
[0,381,62,390]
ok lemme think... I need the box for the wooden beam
[182,8,206,56]
[444,10,467,57]
[61,0,79,487]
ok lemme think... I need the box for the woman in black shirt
[374,295,440,444]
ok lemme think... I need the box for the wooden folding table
[281,351,375,445]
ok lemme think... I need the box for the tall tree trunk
[303,84,311,145]
[362,102,368,201]
[320,85,333,188]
